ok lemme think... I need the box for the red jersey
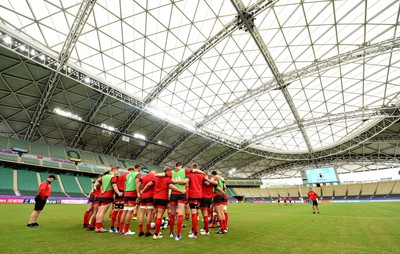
[153,176,172,200]
[202,181,214,199]
[117,171,130,191]
[308,191,318,201]
[140,173,155,199]
[38,181,52,199]
[187,173,206,199]
[98,175,117,198]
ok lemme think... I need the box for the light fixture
[3,36,12,44]
[133,133,146,140]
[100,123,116,131]
[54,108,82,121]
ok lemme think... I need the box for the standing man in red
[187,163,207,239]
[209,171,227,234]
[307,188,320,214]
[95,166,123,233]
[199,171,213,235]
[26,175,56,228]
[120,164,141,235]
[138,169,157,237]
[109,166,133,233]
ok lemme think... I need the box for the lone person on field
[26,175,56,228]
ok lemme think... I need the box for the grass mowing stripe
[1,203,399,254]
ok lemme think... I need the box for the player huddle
[82,162,229,240]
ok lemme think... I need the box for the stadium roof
[0,0,399,178]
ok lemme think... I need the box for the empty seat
[59,174,85,197]
[375,181,396,197]
[17,170,39,196]
[0,167,15,195]
[360,182,378,197]
[30,141,50,157]
[77,176,93,195]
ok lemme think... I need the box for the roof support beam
[244,108,400,161]
[252,155,400,178]
[182,141,215,166]
[131,122,169,160]
[198,37,400,129]
[143,0,277,104]
[24,0,96,141]
[230,0,313,152]
[241,106,393,148]
[202,148,237,171]
[153,132,193,165]
[103,109,142,155]
[70,93,107,148]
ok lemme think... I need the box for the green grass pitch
[1,202,400,254]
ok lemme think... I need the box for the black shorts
[200,198,212,209]
[213,195,223,205]
[170,193,186,205]
[140,197,154,206]
[124,196,137,202]
[188,198,201,209]
[312,200,318,206]
[99,197,114,205]
[34,196,47,211]
[153,199,169,209]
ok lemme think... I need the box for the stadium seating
[388,181,400,198]
[299,186,311,198]
[104,155,119,167]
[9,138,29,151]
[0,135,9,149]
[77,175,93,195]
[59,174,86,197]
[375,181,396,198]
[17,170,39,196]
[42,160,61,169]
[80,150,96,165]
[287,186,300,200]
[39,173,67,197]
[257,188,271,199]
[346,183,362,199]
[0,167,15,195]
[226,188,236,198]
[322,185,334,199]
[49,145,68,160]
[333,185,347,199]
[267,188,280,199]
[30,141,50,157]
[21,155,41,166]
[360,182,378,198]
[0,152,18,163]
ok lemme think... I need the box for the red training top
[202,180,214,199]
[187,173,206,199]
[308,191,318,201]
[140,173,155,199]
[38,181,52,199]
[153,176,172,200]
